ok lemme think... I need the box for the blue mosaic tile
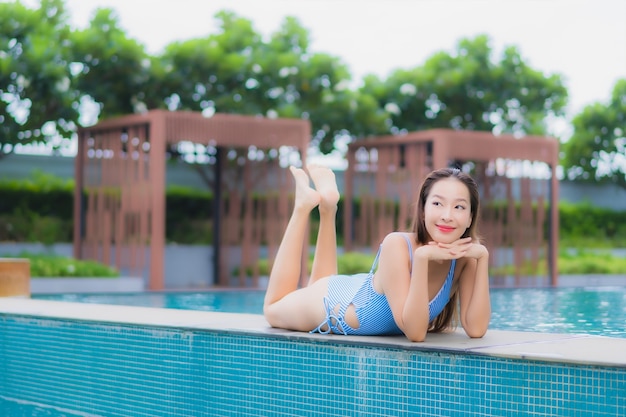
[0,315,625,417]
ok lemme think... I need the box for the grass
[246,248,626,278]
[2,252,119,278]
[558,249,626,275]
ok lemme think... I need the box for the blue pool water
[34,286,626,338]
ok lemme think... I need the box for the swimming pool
[3,294,625,416]
[34,286,626,338]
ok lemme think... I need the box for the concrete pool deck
[1,297,625,369]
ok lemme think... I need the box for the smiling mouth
[436,225,455,233]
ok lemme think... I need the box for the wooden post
[0,258,30,297]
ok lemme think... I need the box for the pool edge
[1,297,625,369]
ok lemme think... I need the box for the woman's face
[423,178,472,243]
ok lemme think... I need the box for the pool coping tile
[1,297,625,368]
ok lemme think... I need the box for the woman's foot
[290,166,320,211]
[308,165,340,212]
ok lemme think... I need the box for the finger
[439,241,468,249]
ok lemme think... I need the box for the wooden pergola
[344,129,560,287]
[74,109,310,290]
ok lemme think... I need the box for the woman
[263,165,490,342]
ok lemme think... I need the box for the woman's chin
[431,234,461,245]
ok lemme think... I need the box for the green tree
[0,0,78,158]
[257,15,388,153]
[70,7,159,121]
[359,35,568,137]
[157,11,387,154]
[157,11,262,115]
[561,79,626,188]
[1,3,573,160]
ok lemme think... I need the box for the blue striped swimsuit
[311,235,456,336]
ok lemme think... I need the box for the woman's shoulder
[378,233,415,270]
[382,231,414,241]
[381,232,417,248]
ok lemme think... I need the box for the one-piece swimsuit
[311,234,456,335]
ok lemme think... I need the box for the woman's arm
[457,243,491,338]
[400,250,432,341]
[401,238,482,341]
[375,233,430,342]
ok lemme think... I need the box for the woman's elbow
[465,328,487,338]
[404,328,427,342]
[461,310,491,338]
[463,322,489,338]
[400,315,428,342]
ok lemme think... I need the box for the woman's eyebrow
[431,193,469,203]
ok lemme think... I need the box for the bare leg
[308,165,340,285]
[264,166,320,307]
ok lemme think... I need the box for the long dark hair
[410,167,482,333]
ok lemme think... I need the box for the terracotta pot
[0,258,30,297]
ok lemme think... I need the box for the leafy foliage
[245,251,376,277]
[3,252,119,277]
[70,8,157,120]
[2,1,572,159]
[558,249,626,275]
[558,201,626,245]
[157,12,363,154]
[561,79,626,189]
[360,35,568,137]
[0,0,78,157]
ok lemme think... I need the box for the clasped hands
[416,237,488,261]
